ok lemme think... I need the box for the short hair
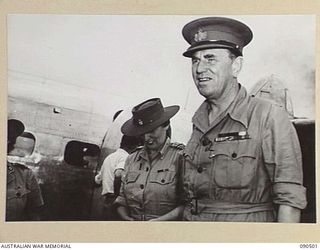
[227,49,239,60]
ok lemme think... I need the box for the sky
[7,15,316,142]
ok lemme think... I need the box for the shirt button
[140,184,144,189]
[146,167,149,172]
[197,167,203,173]
[232,153,237,158]
[16,192,21,197]
[202,137,210,146]
[161,179,165,183]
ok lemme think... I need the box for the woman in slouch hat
[113,98,185,221]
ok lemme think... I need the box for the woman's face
[143,125,167,152]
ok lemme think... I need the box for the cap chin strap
[184,41,242,58]
[190,40,239,49]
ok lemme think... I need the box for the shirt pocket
[212,139,258,189]
[6,185,30,219]
[149,171,176,185]
[7,185,30,200]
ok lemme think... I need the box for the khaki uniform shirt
[6,162,44,221]
[115,138,184,221]
[183,85,307,222]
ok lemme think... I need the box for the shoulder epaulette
[170,142,185,150]
[129,146,143,161]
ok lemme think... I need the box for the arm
[149,205,184,221]
[278,205,301,223]
[95,171,102,185]
[116,205,134,221]
[113,169,124,196]
[262,106,307,221]
[95,158,108,185]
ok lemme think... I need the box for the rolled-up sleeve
[262,105,307,209]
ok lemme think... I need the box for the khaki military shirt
[183,85,307,222]
[6,162,44,221]
[115,138,184,221]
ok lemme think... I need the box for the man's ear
[232,56,243,77]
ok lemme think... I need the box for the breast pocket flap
[125,172,140,184]
[6,186,30,200]
[149,171,175,185]
[213,140,257,159]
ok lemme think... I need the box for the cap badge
[137,119,144,126]
[194,29,207,42]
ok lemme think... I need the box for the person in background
[6,119,44,221]
[180,17,307,222]
[114,98,185,221]
[95,135,142,220]
[113,110,124,122]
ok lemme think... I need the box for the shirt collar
[192,101,210,132]
[192,84,250,131]
[227,84,250,128]
[137,137,171,161]
[116,148,128,155]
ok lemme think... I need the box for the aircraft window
[9,132,36,157]
[64,141,100,169]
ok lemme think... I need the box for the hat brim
[121,105,179,136]
[183,44,242,58]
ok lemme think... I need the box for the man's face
[191,48,236,100]
[143,125,167,151]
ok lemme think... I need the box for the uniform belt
[189,198,274,215]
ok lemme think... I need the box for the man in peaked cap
[181,17,306,222]
[6,119,44,221]
[113,98,185,221]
